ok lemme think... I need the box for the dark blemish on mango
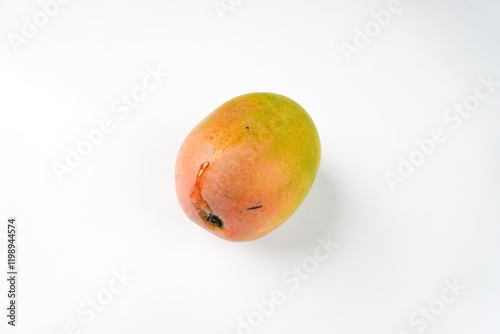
[206,213,223,228]
[245,127,249,129]
[189,161,224,229]
[246,205,263,210]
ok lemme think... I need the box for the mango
[175,93,321,241]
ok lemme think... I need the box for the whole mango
[175,92,321,241]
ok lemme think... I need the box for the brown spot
[246,205,263,210]
[206,213,222,228]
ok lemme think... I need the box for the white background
[1,0,500,333]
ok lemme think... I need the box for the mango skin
[175,93,321,241]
